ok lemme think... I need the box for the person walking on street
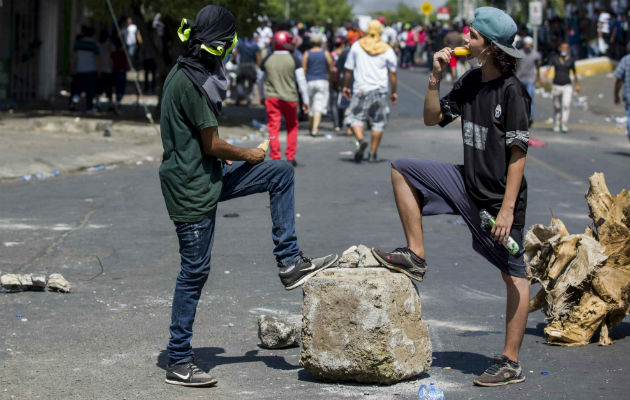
[70,25,100,112]
[122,16,142,63]
[233,35,261,106]
[515,36,542,126]
[546,42,580,133]
[613,41,630,141]
[372,7,530,387]
[261,30,311,166]
[111,37,129,112]
[330,37,347,132]
[159,6,337,387]
[302,33,333,136]
[343,19,398,163]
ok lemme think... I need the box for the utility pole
[285,1,290,21]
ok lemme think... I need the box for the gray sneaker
[473,355,526,387]
[371,247,427,281]
[165,361,217,387]
[279,253,338,290]
[354,140,368,162]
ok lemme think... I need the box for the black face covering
[177,5,237,116]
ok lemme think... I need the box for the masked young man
[159,6,337,387]
[372,7,531,387]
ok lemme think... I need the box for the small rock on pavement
[258,315,301,349]
[300,268,432,384]
[47,273,71,293]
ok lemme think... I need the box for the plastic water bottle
[479,209,523,256]
[418,382,444,400]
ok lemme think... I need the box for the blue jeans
[523,81,536,121]
[167,160,300,365]
[625,102,630,140]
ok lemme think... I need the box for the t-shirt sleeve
[504,84,530,154]
[180,84,218,131]
[614,57,626,80]
[386,48,397,71]
[344,46,356,71]
[438,76,465,127]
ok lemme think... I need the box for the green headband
[177,18,238,57]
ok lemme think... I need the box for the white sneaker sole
[164,378,217,387]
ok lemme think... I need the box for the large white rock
[300,268,432,384]
[258,314,301,349]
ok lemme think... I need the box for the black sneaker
[279,253,339,290]
[165,361,217,387]
[473,355,526,387]
[289,159,298,167]
[371,247,427,281]
[368,152,379,163]
[354,140,368,162]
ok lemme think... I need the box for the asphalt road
[1,66,628,400]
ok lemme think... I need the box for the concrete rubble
[526,173,630,346]
[338,244,380,268]
[300,268,432,384]
[0,272,71,293]
[257,314,301,349]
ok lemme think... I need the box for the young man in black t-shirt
[546,42,581,133]
[372,7,531,387]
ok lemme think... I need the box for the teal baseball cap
[471,7,522,59]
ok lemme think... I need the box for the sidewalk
[0,103,269,182]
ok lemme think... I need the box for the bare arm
[200,126,264,164]
[389,70,398,104]
[424,47,452,125]
[492,147,526,243]
[302,51,308,75]
[614,79,623,105]
[342,69,353,100]
[325,51,334,73]
[255,51,261,67]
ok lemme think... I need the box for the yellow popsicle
[453,47,471,56]
[258,139,270,152]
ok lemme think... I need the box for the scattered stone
[258,314,301,349]
[300,268,432,384]
[338,244,382,268]
[47,273,71,293]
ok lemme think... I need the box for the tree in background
[265,0,354,26]
[373,4,424,25]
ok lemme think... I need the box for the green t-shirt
[159,66,223,222]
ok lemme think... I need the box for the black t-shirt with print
[439,68,530,227]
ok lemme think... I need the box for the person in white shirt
[342,20,398,163]
[122,17,142,60]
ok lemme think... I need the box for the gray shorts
[346,88,390,131]
[392,158,527,278]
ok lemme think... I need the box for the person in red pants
[261,30,310,166]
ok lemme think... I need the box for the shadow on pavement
[606,150,630,158]
[297,368,430,385]
[525,322,546,338]
[431,351,494,375]
[156,347,300,372]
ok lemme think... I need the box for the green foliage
[373,3,424,24]
[265,0,354,26]
[85,0,265,37]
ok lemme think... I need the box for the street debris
[257,314,301,349]
[0,272,71,293]
[338,244,381,268]
[223,213,240,218]
[300,268,432,384]
[525,173,629,346]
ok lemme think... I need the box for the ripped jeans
[166,160,300,365]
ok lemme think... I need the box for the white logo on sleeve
[495,104,502,118]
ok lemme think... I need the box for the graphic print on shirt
[463,120,488,151]
[495,104,502,118]
[506,130,530,146]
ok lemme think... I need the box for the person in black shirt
[546,42,580,133]
[372,7,530,387]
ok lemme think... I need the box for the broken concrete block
[1,274,34,290]
[357,244,380,268]
[300,268,432,384]
[258,315,301,349]
[31,274,47,288]
[47,273,71,293]
[338,246,360,268]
